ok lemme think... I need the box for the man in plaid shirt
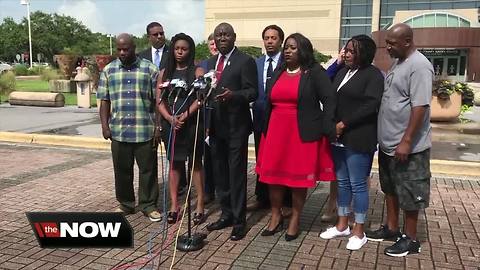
[97,33,161,222]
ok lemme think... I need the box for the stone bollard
[73,67,92,108]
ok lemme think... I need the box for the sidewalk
[0,143,479,269]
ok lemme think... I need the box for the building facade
[205,0,480,81]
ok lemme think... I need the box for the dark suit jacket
[138,46,168,70]
[332,65,384,153]
[262,63,336,142]
[207,48,258,139]
[252,54,283,133]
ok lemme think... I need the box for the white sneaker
[346,234,367,250]
[146,210,162,222]
[320,226,351,240]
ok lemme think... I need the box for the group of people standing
[97,20,433,257]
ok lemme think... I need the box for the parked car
[0,61,13,74]
[33,62,50,67]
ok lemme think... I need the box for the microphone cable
[170,100,202,269]
[112,85,201,270]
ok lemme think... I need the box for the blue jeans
[332,146,374,224]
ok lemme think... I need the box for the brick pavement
[0,142,479,270]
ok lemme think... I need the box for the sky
[0,0,206,42]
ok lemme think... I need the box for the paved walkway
[0,143,479,269]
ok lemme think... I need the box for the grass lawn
[1,79,97,106]
[15,80,50,92]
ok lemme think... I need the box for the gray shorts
[378,149,431,211]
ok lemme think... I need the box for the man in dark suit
[198,33,218,205]
[205,22,258,241]
[250,25,291,211]
[138,22,168,70]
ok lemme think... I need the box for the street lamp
[107,34,113,55]
[20,0,33,68]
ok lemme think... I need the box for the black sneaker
[385,234,421,257]
[366,224,402,242]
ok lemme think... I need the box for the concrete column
[371,0,381,32]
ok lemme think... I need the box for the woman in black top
[156,33,205,225]
[320,35,384,250]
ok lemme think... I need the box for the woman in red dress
[256,33,336,241]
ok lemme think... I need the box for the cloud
[126,0,205,43]
[57,0,106,33]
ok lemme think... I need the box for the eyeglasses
[344,48,356,54]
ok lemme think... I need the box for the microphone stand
[175,86,207,252]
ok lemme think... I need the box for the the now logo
[27,212,133,248]
[34,222,122,238]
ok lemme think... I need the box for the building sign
[419,49,461,56]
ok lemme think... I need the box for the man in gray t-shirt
[366,23,434,257]
[378,50,433,155]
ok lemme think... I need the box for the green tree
[0,17,28,62]
[25,11,96,61]
[0,12,124,63]
[134,33,150,53]
[238,46,263,58]
[314,49,331,63]
[195,41,210,61]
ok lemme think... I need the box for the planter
[430,92,461,122]
[94,55,115,72]
[54,54,78,79]
[84,55,115,92]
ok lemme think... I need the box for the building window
[379,0,480,31]
[340,0,373,48]
[404,12,472,28]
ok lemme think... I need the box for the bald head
[116,33,136,65]
[215,22,234,34]
[116,33,135,47]
[385,23,415,60]
[214,22,236,55]
[389,23,413,41]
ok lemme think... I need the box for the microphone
[157,80,171,105]
[172,79,188,104]
[204,70,216,87]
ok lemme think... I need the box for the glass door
[446,57,460,81]
[432,58,444,78]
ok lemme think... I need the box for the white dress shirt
[215,47,235,71]
[337,68,358,91]
[263,51,281,90]
[151,45,165,64]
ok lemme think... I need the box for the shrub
[0,71,16,101]
[40,68,61,81]
[433,79,474,106]
[237,46,263,58]
[14,64,29,76]
[29,66,44,75]
[314,49,332,64]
